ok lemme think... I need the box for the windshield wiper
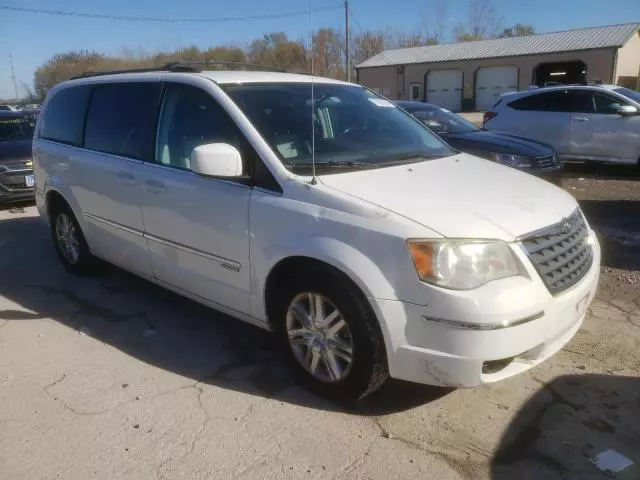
[288,160,370,170]
[375,152,449,165]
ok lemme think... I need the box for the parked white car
[484,85,640,165]
[33,67,600,401]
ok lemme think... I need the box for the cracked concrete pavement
[0,194,638,479]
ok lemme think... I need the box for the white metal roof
[357,23,640,68]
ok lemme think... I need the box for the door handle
[117,171,137,186]
[144,179,167,194]
[573,117,588,122]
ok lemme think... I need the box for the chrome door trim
[145,233,241,272]
[82,212,241,272]
[83,211,144,237]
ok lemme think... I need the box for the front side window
[40,85,90,145]
[84,83,161,160]
[155,83,251,172]
[223,82,454,174]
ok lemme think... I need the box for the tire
[50,204,95,275]
[272,267,388,403]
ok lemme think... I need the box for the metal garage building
[356,23,640,112]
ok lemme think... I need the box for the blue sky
[1,0,638,99]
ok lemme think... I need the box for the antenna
[9,51,19,103]
[309,0,317,184]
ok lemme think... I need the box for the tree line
[31,0,533,99]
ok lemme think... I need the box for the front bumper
[371,231,600,387]
[0,168,35,203]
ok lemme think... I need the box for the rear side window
[84,83,161,160]
[40,85,90,145]
[508,91,572,112]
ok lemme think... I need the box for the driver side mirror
[617,105,638,116]
[190,143,243,178]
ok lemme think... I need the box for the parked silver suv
[484,85,640,165]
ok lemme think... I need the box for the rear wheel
[272,268,388,402]
[50,205,95,275]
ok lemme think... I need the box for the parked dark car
[0,111,36,203]
[396,101,563,183]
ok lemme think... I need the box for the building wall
[357,48,617,110]
[615,30,640,88]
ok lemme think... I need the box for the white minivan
[34,66,600,401]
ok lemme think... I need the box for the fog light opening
[482,357,515,374]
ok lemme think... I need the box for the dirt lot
[0,168,638,479]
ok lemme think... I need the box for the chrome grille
[534,154,558,169]
[521,209,592,295]
[0,171,32,191]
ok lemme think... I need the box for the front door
[141,81,252,315]
[569,90,640,163]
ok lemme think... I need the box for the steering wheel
[342,125,366,136]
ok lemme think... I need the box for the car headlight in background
[407,240,522,289]
[492,153,533,168]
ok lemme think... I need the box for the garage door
[426,70,463,112]
[475,66,518,111]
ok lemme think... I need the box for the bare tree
[422,0,449,44]
[454,0,502,42]
[498,23,535,38]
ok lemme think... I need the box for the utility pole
[9,51,19,102]
[345,1,350,82]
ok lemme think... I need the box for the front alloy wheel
[286,292,354,382]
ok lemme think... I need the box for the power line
[0,3,342,23]
[348,6,395,70]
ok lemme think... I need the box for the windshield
[614,87,640,104]
[223,83,454,173]
[408,107,479,134]
[0,117,34,142]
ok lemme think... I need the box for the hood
[443,130,554,157]
[319,154,577,241]
[0,140,32,167]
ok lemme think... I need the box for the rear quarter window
[40,85,91,145]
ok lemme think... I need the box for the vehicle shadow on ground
[579,199,640,271]
[491,374,639,479]
[564,162,640,180]
[0,214,451,416]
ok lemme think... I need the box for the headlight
[407,240,521,289]
[493,153,533,168]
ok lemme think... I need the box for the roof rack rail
[70,66,171,80]
[70,60,284,79]
[164,61,284,72]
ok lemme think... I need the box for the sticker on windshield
[369,98,394,107]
